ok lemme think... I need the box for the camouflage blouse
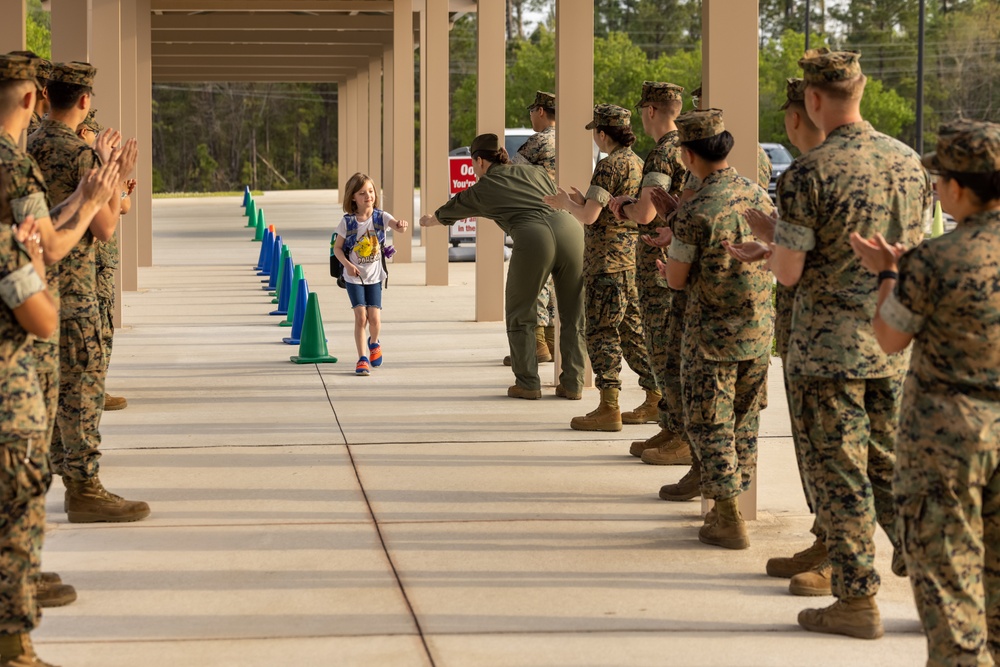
[584,145,643,276]
[515,126,556,182]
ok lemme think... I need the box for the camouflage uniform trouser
[682,352,769,500]
[53,313,106,481]
[895,380,1000,667]
[783,363,826,541]
[636,243,682,432]
[0,437,51,635]
[535,277,556,327]
[99,296,114,373]
[584,271,656,392]
[789,374,902,600]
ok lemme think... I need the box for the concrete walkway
[35,191,927,666]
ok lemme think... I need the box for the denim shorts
[345,281,382,309]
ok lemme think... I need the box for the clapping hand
[722,240,771,263]
[115,138,139,179]
[849,232,906,275]
[641,226,673,249]
[650,188,680,219]
[609,195,635,222]
[743,208,778,244]
[94,128,122,164]
[81,157,122,204]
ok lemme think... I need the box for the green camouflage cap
[691,85,702,99]
[676,108,725,142]
[780,77,807,110]
[636,81,684,108]
[79,108,102,134]
[36,58,52,82]
[799,48,862,84]
[49,61,97,88]
[922,119,1000,174]
[0,54,40,87]
[470,133,501,155]
[527,90,555,111]
[585,103,631,130]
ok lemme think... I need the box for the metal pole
[916,0,926,152]
[805,0,811,50]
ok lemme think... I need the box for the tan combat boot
[698,495,749,550]
[64,476,151,523]
[103,394,128,411]
[766,536,828,578]
[35,576,76,608]
[629,428,674,458]
[639,432,692,466]
[543,326,555,357]
[554,384,582,400]
[658,458,701,501]
[507,385,541,400]
[789,560,833,596]
[0,632,59,667]
[502,355,512,366]
[535,327,553,363]
[621,389,661,425]
[798,595,884,640]
[570,388,622,432]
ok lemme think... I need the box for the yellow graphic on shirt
[354,233,381,264]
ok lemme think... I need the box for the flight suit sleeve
[434,179,492,225]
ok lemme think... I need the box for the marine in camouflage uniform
[876,121,1000,667]
[577,105,655,429]
[514,91,557,355]
[6,52,50,139]
[666,109,773,550]
[27,61,149,524]
[772,49,932,636]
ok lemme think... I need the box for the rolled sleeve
[774,219,816,252]
[11,192,50,224]
[880,290,925,335]
[585,185,611,207]
[642,172,672,191]
[668,239,699,264]
[0,263,46,310]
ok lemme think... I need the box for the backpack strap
[342,214,359,255]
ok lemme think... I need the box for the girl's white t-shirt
[335,210,396,285]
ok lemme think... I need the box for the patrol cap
[636,81,684,109]
[470,133,501,155]
[921,119,1000,175]
[585,103,631,130]
[49,61,97,88]
[0,54,40,87]
[780,77,807,110]
[7,51,51,83]
[80,108,102,134]
[799,48,862,84]
[690,85,702,99]
[527,90,555,112]
[676,108,725,143]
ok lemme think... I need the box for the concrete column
[424,0,449,285]
[475,0,505,322]
[136,0,153,268]
[356,66,370,175]
[345,76,358,186]
[368,56,382,188]
[390,0,414,262]
[702,0,760,520]
[382,42,395,214]
[51,0,91,62]
[90,0,123,327]
[338,81,347,200]
[0,0,26,52]
[119,0,138,294]
[418,5,428,245]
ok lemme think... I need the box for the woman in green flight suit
[419,133,586,400]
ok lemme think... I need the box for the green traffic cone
[281,265,305,327]
[253,208,265,241]
[272,247,290,303]
[246,199,256,227]
[291,292,337,364]
[931,200,944,238]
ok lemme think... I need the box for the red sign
[448,156,476,239]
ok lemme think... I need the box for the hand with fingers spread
[82,159,122,204]
[743,208,778,244]
[114,138,139,179]
[642,226,673,249]
[650,188,680,220]
[94,128,122,165]
[543,185,584,211]
[850,232,907,275]
[723,239,772,263]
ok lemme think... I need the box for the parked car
[761,142,794,200]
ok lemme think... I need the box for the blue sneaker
[368,338,383,367]
[356,356,370,376]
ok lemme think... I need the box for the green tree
[26,0,50,58]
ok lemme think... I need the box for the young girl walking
[333,172,408,376]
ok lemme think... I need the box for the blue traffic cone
[263,241,285,290]
[259,234,278,277]
[270,247,291,299]
[270,260,294,316]
[282,278,310,345]
[290,293,337,364]
[255,228,272,271]
[242,186,250,208]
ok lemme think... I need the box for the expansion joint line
[315,366,437,667]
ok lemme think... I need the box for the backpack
[329,210,389,289]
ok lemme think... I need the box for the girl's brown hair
[343,172,380,214]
